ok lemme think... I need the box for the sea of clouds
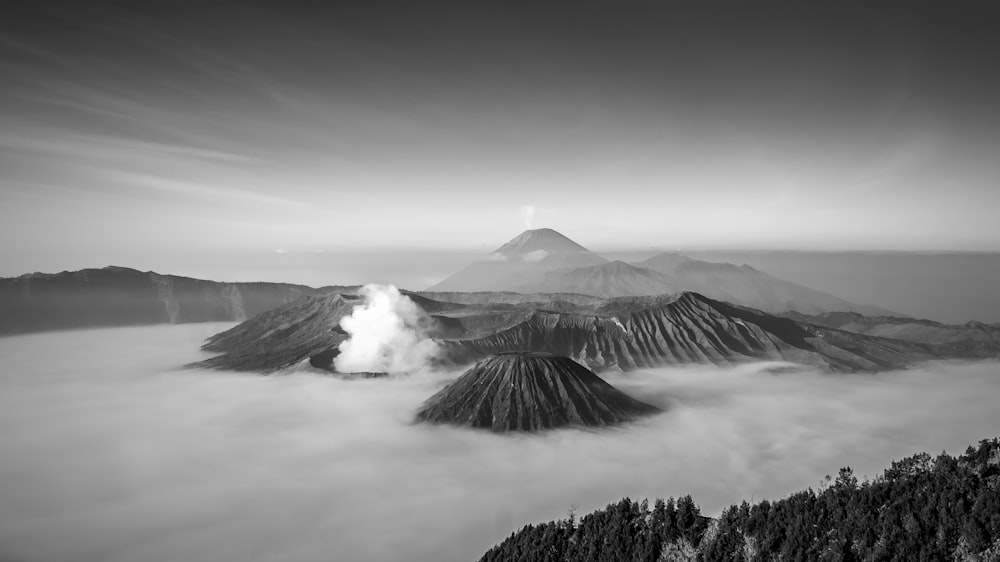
[1,323,999,562]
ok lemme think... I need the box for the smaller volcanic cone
[415,352,660,432]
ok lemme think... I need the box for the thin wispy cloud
[100,171,306,208]
[1,1,999,261]
[0,131,258,164]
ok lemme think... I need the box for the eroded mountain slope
[194,290,933,373]
[415,352,660,432]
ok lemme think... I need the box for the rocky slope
[438,292,928,373]
[195,289,935,374]
[0,266,325,336]
[783,310,1000,358]
[414,352,660,432]
[197,293,355,371]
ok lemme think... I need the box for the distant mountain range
[196,289,934,374]
[3,250,993,369]
[0,266,334,336]
[429,228,896,316]
[0,229,900,338]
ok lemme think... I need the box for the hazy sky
[2,1,999,272]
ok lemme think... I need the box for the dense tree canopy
[479,438,1000,561]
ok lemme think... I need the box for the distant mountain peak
[634,252,693,274]
[426,228,605,292]
[598,260,641,270]
[493,228,590,257]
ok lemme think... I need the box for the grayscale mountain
[514,260,674,298]
[0,266,335,336]
[436,292,927,373]
[414,352,661,432]
[518,252,897,316]
[429,229,897,316]
[195,290,936,374]
[492,228,591,256]
[426,228,607,292]
[782,311,1000,358]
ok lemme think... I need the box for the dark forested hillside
[478,438,1000,561]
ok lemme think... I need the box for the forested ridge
[478,438,1000,561]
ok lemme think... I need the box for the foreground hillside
[0,266,331,335]
[479,437,1000,561]
[196,289,932,373]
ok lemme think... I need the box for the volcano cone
[415,352,660,432]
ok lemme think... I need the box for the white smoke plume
[519,204,535,228]
[333,284,439,374]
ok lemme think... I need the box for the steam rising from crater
[333,284,439,374]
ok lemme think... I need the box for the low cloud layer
[334,284,438,374]
[1,326,999,562]
[522,249,549,262]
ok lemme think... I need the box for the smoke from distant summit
[333,285,438,374]
[519,205,536,228]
